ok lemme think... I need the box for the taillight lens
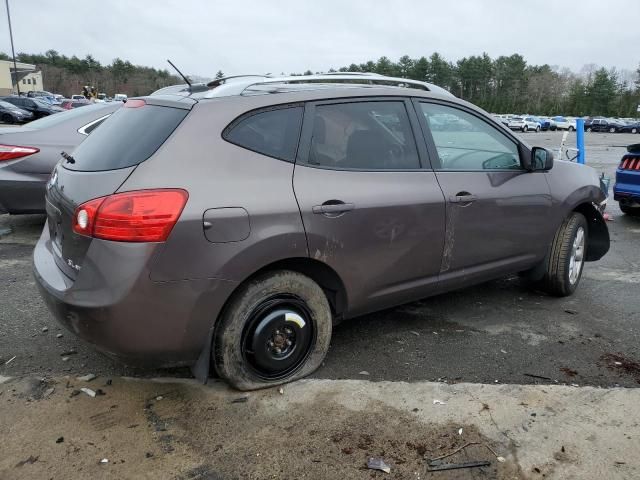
[0,144,40,162]
[124,99,146,108]
[620,156,640,170]
[72,189,188,242]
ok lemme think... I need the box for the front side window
[420,103,521,171]
[307,101,420,170]
[223,106,303,162]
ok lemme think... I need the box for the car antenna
[167,59,191,87]
[166,59,209,94]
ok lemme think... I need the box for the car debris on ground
[367,457,391,473]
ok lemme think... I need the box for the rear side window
[223,106,303,162]
[66,104,188,171]
[306,101,420,170]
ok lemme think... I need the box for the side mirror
[528,147,554,171]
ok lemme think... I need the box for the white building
[0,59,44,95]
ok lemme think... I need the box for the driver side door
[414,100,553,289]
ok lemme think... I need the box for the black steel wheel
[214,270,332,390]
[241,295,315,380]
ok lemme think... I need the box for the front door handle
[312,202,355,215]
[449,193,478,204]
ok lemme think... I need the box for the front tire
[1,113,14,124]
[587,127,593,132]
[536,125,540,132]
[214,270,332,391]
[609,127,616,133]
[523,125,528,132]
[536,212,588,297]
[569,126,575,132]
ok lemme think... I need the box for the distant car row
[492,114,640,134]
[22,90,128,105]
[0,92,128,124]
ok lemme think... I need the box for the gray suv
[33,74,609,390]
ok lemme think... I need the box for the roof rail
[323,71,383,77]
[202,73,453,98]
[206,74,272,88]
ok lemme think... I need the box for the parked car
[620,121,640,134]
[33,74,610,391]
[0,96,64,119]
[532,117,551,131]
[613,143,640,215]
[508,116,540,132]
[113,93,128,102]
[587,118,624,133]
[26,90,61,105]
[60,99,91,110]
[0,103,121,214]
[0,99,33,124]
[552,116,577,131]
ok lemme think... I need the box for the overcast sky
[2,0,639,78]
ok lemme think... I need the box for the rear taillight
[72,189,188,242]
[124,99,146,108]
[620,156,640,171]
[0,144,40,162]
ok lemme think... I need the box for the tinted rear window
[65,104,188,171]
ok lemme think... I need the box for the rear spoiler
[627,143,640,154]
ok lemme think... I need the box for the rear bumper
[614,189,640,205]
[33,223,237,368]
[0,170,47,214]
[614,170,640,204]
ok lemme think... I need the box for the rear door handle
[312,202,355,214]
[449,193,478,204]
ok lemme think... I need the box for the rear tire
[620,203,640,216]
[569,126,575,132]
[535,212,588,297]
[609,127,616,133]
[213,270,332,391]
[536,125,540,132]
[523,125,528,132]
[587,127,593,132]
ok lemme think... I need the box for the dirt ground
[0,376,525,480]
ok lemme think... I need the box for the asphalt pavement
[1,131,639,388]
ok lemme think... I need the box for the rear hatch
[45,97,193,279]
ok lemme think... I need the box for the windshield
[20,104,114,130]
[511,117,523,121]
[0,100,19,109]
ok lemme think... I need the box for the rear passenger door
[293,98,446,316]
[414,100,552,289]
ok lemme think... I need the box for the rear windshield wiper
[61,151,75,164]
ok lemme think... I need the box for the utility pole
[5,0,20,95]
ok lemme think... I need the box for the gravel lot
[0,131,638,387]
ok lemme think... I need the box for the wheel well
[573,203,610,261]
[240,258,348,319]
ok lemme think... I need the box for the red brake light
[0,144,40,162]
[72,189,188,242]
[124,99,146,108]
